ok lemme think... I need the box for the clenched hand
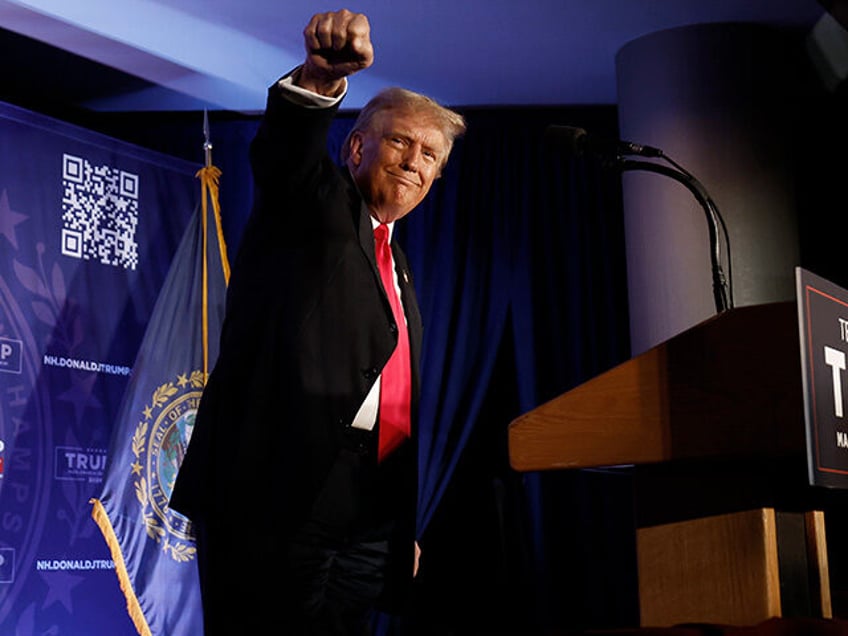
[298,9,374,97]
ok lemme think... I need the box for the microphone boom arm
[617,158,732,313]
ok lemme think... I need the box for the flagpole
[201,110,212,380]
[203,109,213,168]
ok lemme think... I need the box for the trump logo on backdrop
[0,337,22,374]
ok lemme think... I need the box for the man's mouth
[387,171,420,187]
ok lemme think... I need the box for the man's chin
[387,195,424,217]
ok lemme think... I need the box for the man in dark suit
[169,8,466,635]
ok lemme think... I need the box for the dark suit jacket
[170,78,422,613]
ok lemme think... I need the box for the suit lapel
[353,189,423,380]
[357,200,379,272]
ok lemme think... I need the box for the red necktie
[374,223,411,461]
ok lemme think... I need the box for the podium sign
[796,267,848,488]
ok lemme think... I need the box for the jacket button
[389,322,398,334]
[363,367,378,380]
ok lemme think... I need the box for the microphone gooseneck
[546,125,733,313]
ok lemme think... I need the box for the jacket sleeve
[249,75,343,194]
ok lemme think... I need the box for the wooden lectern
[508,301,832,627]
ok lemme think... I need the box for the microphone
[545,125,664,159]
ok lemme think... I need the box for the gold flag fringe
[90,497,153,636]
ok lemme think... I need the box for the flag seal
[131,370,204,562]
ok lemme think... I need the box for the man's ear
[348,131,364,167]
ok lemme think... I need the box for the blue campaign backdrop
[0,99,199,635]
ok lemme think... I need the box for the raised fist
[299,9,374,96]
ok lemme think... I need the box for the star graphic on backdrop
[58,372,102,425]
[0,189,28,250]
[40,569,85,613]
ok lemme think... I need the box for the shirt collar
[370,215,395,240]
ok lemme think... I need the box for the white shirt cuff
[278,70,347,108]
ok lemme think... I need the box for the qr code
[61,153,140,270]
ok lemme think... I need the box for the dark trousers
[284,522,390,635]
[195,516,391,636]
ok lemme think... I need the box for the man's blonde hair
[341,87,466,169]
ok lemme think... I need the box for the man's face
[347,109,448,223]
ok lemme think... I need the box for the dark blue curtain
[396,108,635,632]
[399,107,631,527]
[92,103,634,632]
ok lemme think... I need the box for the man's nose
[401,145,422,171]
